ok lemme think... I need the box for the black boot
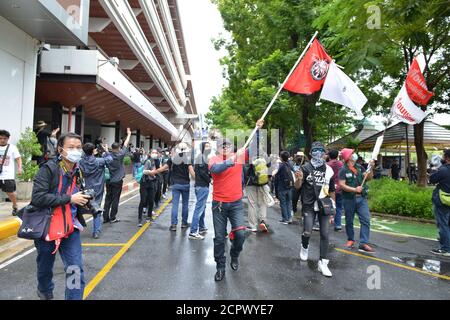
[230,257,239,271]
[214,269,225,281]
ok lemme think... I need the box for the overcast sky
[177,0,229,119]
[177,1,449,127]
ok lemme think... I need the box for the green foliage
[367,178,433,219]
[123,156,131,166]
[345,137,361,150]
[16,128,42,182]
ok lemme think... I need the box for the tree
[314,0,450,186]
[208,0,356,154]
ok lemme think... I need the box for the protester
[274,151,294,225]
[339,148,375,253]
[292,151,305,216]
[34,121,59,166]
[137,150,159,227]
[153,147,164,209]
[168,142,195,231]
[429,149,450,256]
[31,132,91,300]
[189,142,212,240]
[0,130,22,216]
[79,142,113,239]
[357,156,368,171]
[327,149,344,231]
[295,141,336,277]
[244,151,271,232]
[132,147,143,178]
[160,149,170,198]
[209,119,264,281]
[390,159,400,180]
[103,128,131,223]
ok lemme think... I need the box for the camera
[81,189,103,216]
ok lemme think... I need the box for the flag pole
[242,31,319,150]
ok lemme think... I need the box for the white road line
[0,192,140,270]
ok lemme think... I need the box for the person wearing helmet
[338,148,375,253]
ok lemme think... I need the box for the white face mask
[150,153,158,159]
[64,149,82,163]
[351,154,358,162]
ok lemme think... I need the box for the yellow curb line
[335,248,450,281]
[83,197,172,300]
[82,243,126,247]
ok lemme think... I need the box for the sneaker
[334,226,343,232]
[146,216,154,222]
[300,245,309,261]
[93,232,99,239]
[169,224,177,231]
[247,227,257,232]
[189,232,205,240]
[162,194,167,199]
[318,259,332,277]
[287,219,293,224]
[313,224,320,231]
[259,221,268,233]
[181,223,190,228]
[345,240,355,249]
[214,269,225,281]
[111,218,120,223]
[431,248,450,257]
[138,221,143,227]
[230,257,239,271]
[358,244,376,254]
[37,290,53,300]
[12,207,18,216]
[199,227,208,235]
[278,220,288,225]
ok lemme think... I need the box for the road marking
[83,197,172,300]
[335,248,450,281]
[82,243,126,247]
[0,192,140,270]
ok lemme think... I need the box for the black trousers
[154,175,162,207]
[162,172,169,195]
[292,188,301,212]
[138,181,156,221]
[103,180,123,221]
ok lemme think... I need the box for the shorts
[0,180,16,193]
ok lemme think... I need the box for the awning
[38,48,179,141]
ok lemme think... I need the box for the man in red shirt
[209,119,264,281]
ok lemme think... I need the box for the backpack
[135,165,144,184]
[251,158,269,186]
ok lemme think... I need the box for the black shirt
[300,163,335,207]
[168,154,192,185]
[194,154,211,187]
[391,163,400,179]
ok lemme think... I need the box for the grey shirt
[108,148,126,183]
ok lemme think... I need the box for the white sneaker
[318,259,332,277]
[189,232,205,240]
[300,245,309,261]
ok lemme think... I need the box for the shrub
[16,128,42,182]
[367,178,433,219]
[123,155,131,166]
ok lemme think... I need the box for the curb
[371,212,435,224]
[0,179,140,242]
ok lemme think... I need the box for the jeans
[343,196,371,245]
[433,204,450,251]
[279,189,293,222]
[133,163,141,177]
[138,181,156,221]
[190,186,209,233]
[334,192,343,228]
[34,229,85,300]
[92,191,105,235]
[103,180,123,221]
[302,205,330,259]
[212,199,245,270]
[171,183,190,225]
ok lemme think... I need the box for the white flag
[320,62,367,117]
[390,85,426,125]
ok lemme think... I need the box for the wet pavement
[0,185,449,300]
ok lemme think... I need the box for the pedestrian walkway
[0,184,449,300]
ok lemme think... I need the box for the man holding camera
[31,132,91,300]
[79,142,113,239]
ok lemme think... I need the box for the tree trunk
[413,121,428,187]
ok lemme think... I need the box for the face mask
[351,154,358,162]
[65,149,82,163]
[311,149,325,160]
[151,153,158,159]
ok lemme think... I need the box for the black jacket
[30,159,87,227]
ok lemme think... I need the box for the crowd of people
[1,119,449,300]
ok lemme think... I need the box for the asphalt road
[1,186,449,300]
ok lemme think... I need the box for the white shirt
[0,144,21,180]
